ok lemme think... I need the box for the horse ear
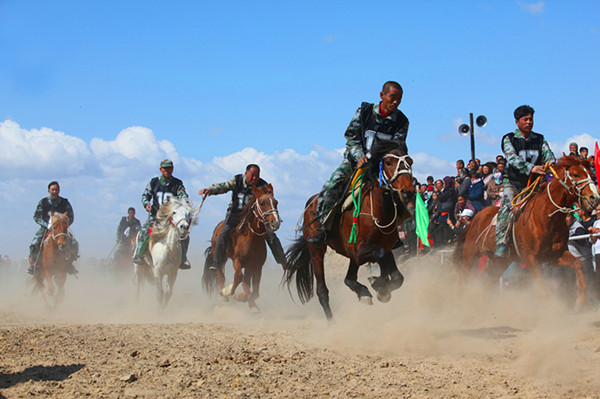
[267,183,274,195]
[51,210,55,216]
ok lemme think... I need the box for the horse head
[50,211,69,250]
[366,141,415,205]
[169,198,194,239]
[252,184,281,232]
[555,155,600,213]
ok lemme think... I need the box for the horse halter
[252,196,281,233]
[379,154,412,189]
[547,165,598,216]
[49,218,69,243]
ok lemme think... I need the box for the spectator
[496,155,506,164]
[454,194,477,223]
[426,175,434,186]
[580,147,589,158]
[569,142,579,157]
[497,159,506,173]
[447,208,474,237]
[434,179,443,194]
[456,159,465,176]
[486,168,504,206]
[456,168,471,197]
[430,176,457,247]
[481,163,494,189]
[427,190,439,216]
[567,213,596,304]
[468,172,485,211]
[400,201,417,254]
[467,159,478,175]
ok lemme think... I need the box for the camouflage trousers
[29,226,79,263]
[316,158,353,225]
[495,182,519,247]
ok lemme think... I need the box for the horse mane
[555,154,592,171]
[51,212,69,225]
[150,197,195,243]
[364,140,408,183]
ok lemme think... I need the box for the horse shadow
[0,363,85,389]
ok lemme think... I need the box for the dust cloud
[2,241,600,396]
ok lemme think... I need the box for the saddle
[319,168,365,231]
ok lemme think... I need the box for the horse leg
[367,248,403,303]
[235,270,252,302]
[54,272,67,307]
[222,259,243,298]
[165,270,177,306]
[555,251,587,307]
[344,260,373,305]
[311,250,333,321]
[248,267,262,313]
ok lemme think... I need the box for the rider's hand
[145,204,152,212]
[531,165,545,175]
[357,156,368,168]
[198,188,210,196]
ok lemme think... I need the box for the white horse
[134,197,197,307]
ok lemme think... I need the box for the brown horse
[32,211,72,306]
[454,155,600,305]
[202,184,281,312]
[284,141,415,320]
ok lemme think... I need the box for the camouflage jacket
[502,129,555,185]
[142,176,188,217]
[344,101,409,163]
[34,196,74,228]
[208,174,267,212]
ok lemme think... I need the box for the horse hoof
[377,292,391,303]
[221,284,233,297]
[249,305,260,314]
[359,296,373,305]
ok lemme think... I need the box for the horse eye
[385,161,392,166]
[573,173,579,178]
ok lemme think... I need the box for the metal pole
[469,112,475,161]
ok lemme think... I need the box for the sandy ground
[1,250,600,399]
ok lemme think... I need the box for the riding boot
[133,234,149,265]
[66,262,79,275]
[266,232,287,268]
[307,223,328,246]
[179,236,191,270]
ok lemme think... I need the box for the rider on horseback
[494,105,556,257]
[115,207,141,260]
[133,159,192,269]
[308,81,409,245]
[28,181,79,275]
[198,164,287,270]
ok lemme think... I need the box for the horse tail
[202,246,217,294]
[284,237,314,303]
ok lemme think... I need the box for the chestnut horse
[202,184,281,312]
[454,155,600,306]
[32,211,72,306]
[284,141,415,320]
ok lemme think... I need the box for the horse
[284,141,415,320]
[454,155,600,306]
[202,184,281,312]
[114,227,138,275]
[133,197,197,307]
[31,211,73,307]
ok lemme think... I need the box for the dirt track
[2,252,600,398]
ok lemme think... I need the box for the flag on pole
[594,142,600,183]
[414,193,430,247]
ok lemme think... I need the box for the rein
[545,164,595,217]
[379,154,412,188]
[240,196,280,236]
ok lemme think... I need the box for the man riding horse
[115,207,141,260]
[494,105,556,257]
[133,159,191,269]
[28,181,79,275]
[309,80,409,245]
[198,164,286,270]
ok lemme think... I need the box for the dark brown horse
[32,211,72,306]
[202,184,281,312]
[284,141,415,320]
[454,155,600,305]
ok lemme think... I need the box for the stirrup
[208,260,219,271]
[179,260,191,270]
[494,244,509,258]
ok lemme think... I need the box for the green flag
[414,193,431,247]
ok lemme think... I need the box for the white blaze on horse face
[585,169,600,204]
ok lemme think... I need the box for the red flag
[595,142,600,183]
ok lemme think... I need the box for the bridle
[49,218,69,243]
[244,195,281,236]
[379,154,412,189]
[547,165,598,216]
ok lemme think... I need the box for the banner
[414,193,430,247]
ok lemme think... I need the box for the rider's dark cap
[160,159,173,168]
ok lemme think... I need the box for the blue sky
[1,0,599,261]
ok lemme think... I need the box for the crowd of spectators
[399,143,594,252]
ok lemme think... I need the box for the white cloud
[518,1,545,15]
[550,133,600,158]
